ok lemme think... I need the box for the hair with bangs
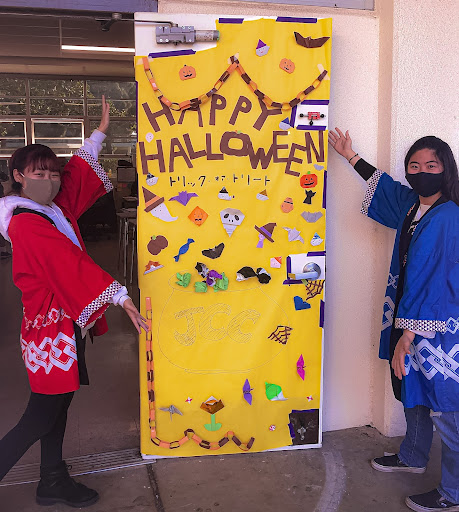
[9,144,60,194]
[404,136,459,206]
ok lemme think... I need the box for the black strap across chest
[13,207,56,227]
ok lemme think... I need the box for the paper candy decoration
[169,190,198,206]
[220,208,245,236]
[256,39,270,57]
[283,227,304,243]
[311,233,324,246]
[301,211,323,223]
[202,243,225,259]
[174,238,194,262]
[243,379,253,405]
[143,187,178,222]
[146,173,158,186]
[265,382,287,401]
[270,257,282,268]
[144,261,163,274]
[256,189,269,201]
[159,404,183,421]
[188,206,208,226]
[297,355,305,380]
[218,187,234,200]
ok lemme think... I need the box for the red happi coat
[8,149,121,394]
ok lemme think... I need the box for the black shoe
[406,489,459,511]
[36,461,99,508]
[371,454,426,474]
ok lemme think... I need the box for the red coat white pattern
[8,149,120,394]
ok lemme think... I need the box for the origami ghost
[143,187,177,222]
[220,208,245,237]
[146,173,158,186]
[256,39,270,57]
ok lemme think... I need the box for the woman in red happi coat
[0,97,147,508]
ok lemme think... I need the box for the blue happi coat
[361,170,459,412]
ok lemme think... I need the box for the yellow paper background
[136,17,332,457]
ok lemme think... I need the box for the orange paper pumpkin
[300,172,318,189]
[188,206,208,226]
[279,58,295,74]
[179,64,196,81]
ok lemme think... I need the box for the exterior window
[0,121,26,156]
[32,121,84,157]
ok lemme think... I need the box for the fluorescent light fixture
[61,45,135,53]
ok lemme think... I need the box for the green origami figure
[214,272,229,292]
[176,272,191,288]
[265,382,288,401]
[194,281,208,293]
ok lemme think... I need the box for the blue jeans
[398,405,459,504]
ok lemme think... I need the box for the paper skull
[220,208,245,237]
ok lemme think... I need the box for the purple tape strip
[319,300,325,328]
[291,409,316,413]
[219,17,244,23]
[307,251,326,257]
[282,256,303,285]
[296,125,326,131]
[301,99,329,105]
[276,16,317,23]
[149,49,195,59]
[322,170,327,209]
[290,105,298,128]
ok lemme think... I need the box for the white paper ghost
[220,208,245,237]
[150,203,178,222]
[146,132,155,142]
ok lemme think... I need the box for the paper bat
[294,32,330,48]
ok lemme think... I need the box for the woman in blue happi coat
[330,129,459,512]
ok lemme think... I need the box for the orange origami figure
[188,206,208,226]
[279,58,295,74]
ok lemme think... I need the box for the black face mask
[405,171,444,197]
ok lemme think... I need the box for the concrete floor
[0,426,442,512]
[0,237,443,512]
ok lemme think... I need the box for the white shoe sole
[406,496,459,511]
[370,459,426,474]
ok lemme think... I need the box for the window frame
[235,0,374,8]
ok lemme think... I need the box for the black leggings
[0,391,74,481]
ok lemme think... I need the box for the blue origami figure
[174,238,195,262]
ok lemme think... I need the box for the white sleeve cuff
[110,285,129,306]
[412,329,436,339]
[81,129,107,160]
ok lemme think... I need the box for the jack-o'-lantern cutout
[179,64,196,81]
[147,235,169,255]
[279,58,295,74]
[281,197,294,213]
[300,172,318,189]
[188,206,208,226]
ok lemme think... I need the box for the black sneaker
[406,489,459,511]
[371,454,426,473]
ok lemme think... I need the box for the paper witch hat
[143,186,164,212]
[255,222,276,243]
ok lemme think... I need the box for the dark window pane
[0,77,26,97]
[29,79,84,98]
[0,97,26,115]
[0,121,26,155]
[33,122,83,155]
[86,80,135,100]
[30,98,84,116]
[90,120,136,155]
[87,99,135,118]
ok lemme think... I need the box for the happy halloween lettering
[140,94,324,177]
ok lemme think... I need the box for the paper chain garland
[143,55,328,112]
[145,297,256,451]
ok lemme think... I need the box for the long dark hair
[404,136,459,206]
[9,144,60,194]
